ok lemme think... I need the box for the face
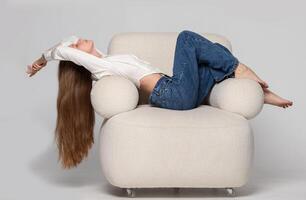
[69,38,94,54]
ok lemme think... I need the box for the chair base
[123,187,236,197]
[100,105,254,190]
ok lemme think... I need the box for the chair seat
[99,105,254,188]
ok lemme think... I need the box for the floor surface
[1,135,305,200]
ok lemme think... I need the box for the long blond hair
[54,60,95,169]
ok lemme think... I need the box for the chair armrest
[208,78,264,119]
[90,76,139,119]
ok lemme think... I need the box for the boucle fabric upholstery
[90,32,264,119]
[100,105,254,188]
[90,76,139,119]
[107,32,233,77]
[90,76,264,119]
[208,78,264,119]
[91,32,263,189]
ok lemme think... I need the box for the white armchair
[90,32,264,197]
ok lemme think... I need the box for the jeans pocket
[151,78,173,107]
[154,77,171,94]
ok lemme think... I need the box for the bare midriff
[139,73,164,104]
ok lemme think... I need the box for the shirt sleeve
[42,35,80,61]
[42,35,113,75]
[53,46,113,74]
[42,42,62,62]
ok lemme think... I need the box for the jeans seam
[183,32,237,83]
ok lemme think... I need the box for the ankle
[234,63,248,77]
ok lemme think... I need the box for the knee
[179,30,193,36]
[177,30,193,42]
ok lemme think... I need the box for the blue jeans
[149,30,239,110]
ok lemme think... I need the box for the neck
[91,48,103,58]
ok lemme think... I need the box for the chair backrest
[107,31,233,76]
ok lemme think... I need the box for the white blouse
[42,35,166,88]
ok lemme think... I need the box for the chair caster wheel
[225,187,235,197]
[126,188,136,198]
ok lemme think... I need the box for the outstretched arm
[26,35,79,77]
[26,35,113,78]
[50,45,113,75]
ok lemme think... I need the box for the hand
[26,55,47,77]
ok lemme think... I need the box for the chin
[89,40,94,46]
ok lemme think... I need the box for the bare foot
[263,87,293,108]
[234,62,269,88]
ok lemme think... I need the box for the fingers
[26,57,48,77]
[31,63,43,71]
[26,64,40,77]
[259,81,269,89]
[33,63,40,70]
[263,87,270,93]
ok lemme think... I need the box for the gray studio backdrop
[0,0,305,199]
